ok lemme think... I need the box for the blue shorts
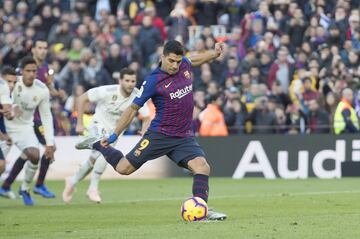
[126,130,206,169]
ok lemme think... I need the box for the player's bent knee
[188,157,210,175]
[116,158,136,175]
[116,166,134,175]
[24,148,40,164]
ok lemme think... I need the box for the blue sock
[192,174,209,202]
[93,142,123,170]
[36,155,50,187]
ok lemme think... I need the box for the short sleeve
[87,86,107,102]
[0,83,11,105]
[133,77,157,107]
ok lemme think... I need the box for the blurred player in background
[63,68,151,203]
[31,38,66,198]
[0,56,55,206]
[0,66,17,182]
[76,40,227,220]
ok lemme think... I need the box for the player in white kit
[0,57,55,206]
[62,68,151,203]
[0,66,17,179]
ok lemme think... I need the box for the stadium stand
[1,0,360,135]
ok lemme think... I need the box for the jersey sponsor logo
[165,82,172,88]
[169,84,192,100]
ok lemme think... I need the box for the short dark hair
[33,37,48,48]
[20,56,37,69]
[207,93,222,104]
[120,68,136,79]
[163,40,184,56]
[1,66,16,76]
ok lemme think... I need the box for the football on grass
[181,197,208,222]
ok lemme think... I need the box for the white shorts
[0,140,11,157]
[7,127,39,151]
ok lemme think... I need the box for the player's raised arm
[188,42,225,67]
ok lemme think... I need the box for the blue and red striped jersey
[133,57,194,137]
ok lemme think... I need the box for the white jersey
[87,85,150,132]
[5,77,54,146]
[0,78,12,105]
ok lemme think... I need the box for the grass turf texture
[1,178,359,239]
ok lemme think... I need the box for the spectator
[269,80,292,110]
[221,56,241,86]
[268,47,295,93]
[137,14,162,63]
[58,56,88,96]
[76,24,93,46]
[194,0,223,26]
[285,103,307,134]
[104,43,128,74]
[0,1,360,135]
[307,99,330,133]
[135,6,167,40]
[165,5,192,42]
[48,19,73,48]
[84,56,112,88]
[288,8,306,50]
[246,96,277,134]
[327,24,344,48]
[199,94,228,137]
[247,19,264,49]
[194,69,212,92]
[333,88,359,134]
[223,87,248,134]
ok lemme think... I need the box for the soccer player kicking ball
[76,40,227,220]
[64,68,151,203]
[0,57,55,206]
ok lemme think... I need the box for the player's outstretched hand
[13,105,23,117]
[0,133,12,145]
[214,42,225,57]
[100,137,110,147]
[100,133,118,147]
[45,145,55,159]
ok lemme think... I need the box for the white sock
[70,159,94,186]
[21,161,38,191]
[89,156,107,190]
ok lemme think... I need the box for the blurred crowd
[1,0,360,136]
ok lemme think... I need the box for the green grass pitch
[1,178,359,239]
